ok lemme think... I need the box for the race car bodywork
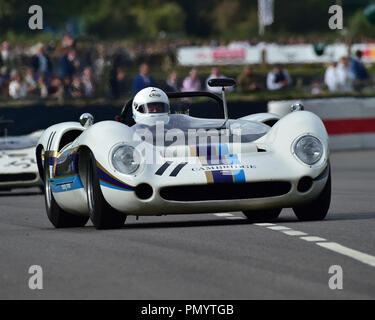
[36,81,331,229]
[0,123,42,191]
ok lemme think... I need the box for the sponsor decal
[60,183,72,191]
[195,144,247,184]
[192,164,256,172]
[4,158,36,169]
[49,175,83,193]
[149,89,161,98]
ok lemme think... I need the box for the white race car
[36,81,331,229]
[0,120,42,191]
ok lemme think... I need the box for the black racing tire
[242,208,282,222]
[293,172,331,221]
[86,151,126,230]
[43,160,89,228]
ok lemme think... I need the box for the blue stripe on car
[99,180,133,191]
[97,164,135,191]
[49,175,83,193]
[197,143,246,184]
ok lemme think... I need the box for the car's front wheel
[293,172,331,221]
[44,158,89,228]
[242,208,282,222]
[86,151,126,230]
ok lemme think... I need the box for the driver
[132,87,170,126]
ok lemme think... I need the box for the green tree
[132,1,186,37]
[83,0,138,38]
[211,0,258,39]
[349,9,375,38]
[1,0,375,41]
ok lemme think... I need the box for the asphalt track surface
[0,150,374,300]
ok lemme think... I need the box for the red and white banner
[177,46,261,66]
[265,44,347,64]
[352,43,375,63]
[177,43,375,66]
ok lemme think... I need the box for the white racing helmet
[132,87,170,126]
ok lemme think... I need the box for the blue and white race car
[0,120,41,191]
[36,80,331,229]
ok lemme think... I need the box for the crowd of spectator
[0,35,177,101]
[324,50,370,94]
[0,34,373,102]
[1,35,101,100]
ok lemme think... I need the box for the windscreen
[132,114,269,146]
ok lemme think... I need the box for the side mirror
[80,113,94,127]
[207,78,236,129]
[290,102,304,112]
[208,78,236,88]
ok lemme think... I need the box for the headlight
[294,135,323,165]
[112,145,142,174]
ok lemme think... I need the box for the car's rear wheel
[242,208,282,222]
[43,158,89,228]
[293,172,331,221]
[86,151,126,230]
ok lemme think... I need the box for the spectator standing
[311,82,322,95]
[181,68,201,92]
[81,67,95,97]
[93,44,107,82]
[336,57,354,92]
[61,34,75,49]
[206,67,233,94]
[8,71,27,99]
[0,41,12,69]
[31,44,52,77]
[24,68,38,95]
[351,50,370,91]
[63,77,72,97]
[59,48,75,79]
[351,50,369,81]
[48,76,64,99]
[266,65,292,91]
[166,71,179,92]
[38,75,48,98]
[324,62,340,92]
[110,67,128,99]
[68,49,80,74]
[0,66,10,96]
[133,63,155,94]
[237,66,261,93]
[71,76,84,98]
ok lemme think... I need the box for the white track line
[317,242,375,268]
[267,226,291,231]
[214,213,234,217]
[226,216,246,220]
[282,230,308,236]
[300,236,327,242]
[253,223,276,226]
[254,224,375,268]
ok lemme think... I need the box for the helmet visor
[138,102,169,114]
